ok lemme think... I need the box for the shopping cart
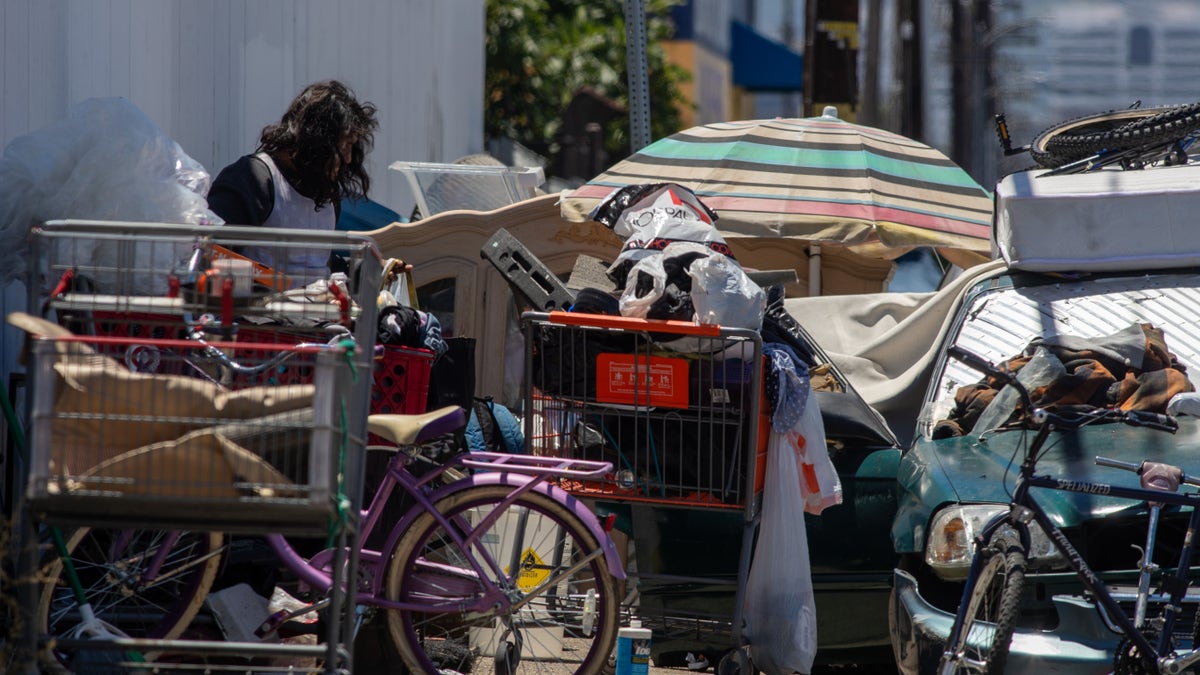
[13,219,387,673]
[521,310,767,670]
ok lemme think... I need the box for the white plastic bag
[618,241,765,331]
[617,251,668,320]
[587,182,725,274]
[743,426,818,674]
[791,394,842,515]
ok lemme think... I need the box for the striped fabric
[561,117,994,256]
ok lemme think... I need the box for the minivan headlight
[925,504,1064,580]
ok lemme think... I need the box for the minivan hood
[891,417,1200,553]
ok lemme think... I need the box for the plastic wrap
[0,97,221,292]
[972,346,1064,433]
[743,411,819,675]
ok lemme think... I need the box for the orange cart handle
[545,311,722,337]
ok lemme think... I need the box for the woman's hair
[257,80,379,208]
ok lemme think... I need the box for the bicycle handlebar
[185,323,353,376]
[1035,407,1179,433]
[1115,409,1179,432]
[1096,456,1200,489]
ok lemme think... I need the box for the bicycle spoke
[40,527,223,667]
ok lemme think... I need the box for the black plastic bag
[427,336,477,411]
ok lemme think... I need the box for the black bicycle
[937,346,1200,675]
[996,102,1200,175]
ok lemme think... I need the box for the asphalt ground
[353,620,900,673]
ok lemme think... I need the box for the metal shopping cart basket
[522,310,767,666]
[22,219,384,535]
[11,219,389,673]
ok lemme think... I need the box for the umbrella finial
[821,105,839,119]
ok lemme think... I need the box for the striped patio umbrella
[560,112,994,267]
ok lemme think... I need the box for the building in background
[920,0,1200,189]
[663,0,807,126]
[1,0,486,218]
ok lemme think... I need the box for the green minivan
[890,163,1200,674]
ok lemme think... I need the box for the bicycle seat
[368,405,467,446]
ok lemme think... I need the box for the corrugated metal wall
[1,0,485,215]
[0,0,485,418]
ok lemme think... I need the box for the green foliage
[485,0,691,174]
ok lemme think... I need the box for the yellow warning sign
[511,548,549,591]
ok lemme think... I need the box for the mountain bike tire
[938,531,1026,675]
[37,528,223,668]
[385,485,620,675]
[1030,103,1200,168]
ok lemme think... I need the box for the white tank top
[242,152,336,281]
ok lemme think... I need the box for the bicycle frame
[947,423,1200,674]
[264,448,625,615]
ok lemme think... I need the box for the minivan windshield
[919,271,1200,440]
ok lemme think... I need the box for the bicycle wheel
[38,528,223,664]
[939,532,1026,675]
[1030,104,1200,168]
[385,485,620,674]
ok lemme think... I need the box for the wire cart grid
[523,310,768,509]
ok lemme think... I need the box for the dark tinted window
[417,277,456,336]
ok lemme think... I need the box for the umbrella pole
[809,245,822,296]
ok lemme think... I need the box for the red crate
[67,311,190,340]
[235,328,435,415]
[371,345,434,414]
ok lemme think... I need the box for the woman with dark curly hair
[207,80,379,276]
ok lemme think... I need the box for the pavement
[353,618,699,672]
[354,620,899,673]
[190,574,898,674]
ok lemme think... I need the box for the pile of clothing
[935,322,1196,438]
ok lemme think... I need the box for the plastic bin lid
[389,160,545,219]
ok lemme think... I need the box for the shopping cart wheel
[717,647,756,675]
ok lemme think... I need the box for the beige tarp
[783,260,1007,446]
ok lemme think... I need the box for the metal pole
[623,0,652,151]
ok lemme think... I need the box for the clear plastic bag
[0,97,220,293]
[688,248,765,331]
[973,346,1064,433]
[743,397,828,674]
